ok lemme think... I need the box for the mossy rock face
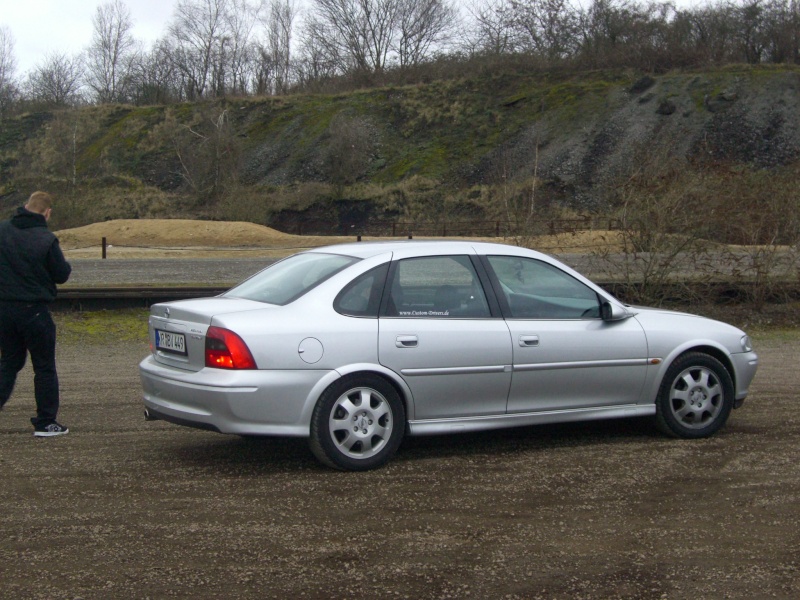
[629,76,656,94]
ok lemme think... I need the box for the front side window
[384,256,491,318]
[487,255,600,319]
[225,253,359,305]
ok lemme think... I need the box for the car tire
[655,352,734,439]
[309,374,406,471]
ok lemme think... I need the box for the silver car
[140,241,758,470]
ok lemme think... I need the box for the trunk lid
[148,297,270,372]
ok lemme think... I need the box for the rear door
[378,254,512,420]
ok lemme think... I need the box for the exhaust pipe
[144,408,160,422]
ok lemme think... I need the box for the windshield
[224,253,359,305]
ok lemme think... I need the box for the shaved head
[25,191,54,216]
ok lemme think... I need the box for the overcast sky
[3,0,178,75]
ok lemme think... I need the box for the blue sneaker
[33,422,69,437]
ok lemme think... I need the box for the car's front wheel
[655,352,734,438]
[310,374,406,471]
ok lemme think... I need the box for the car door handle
[519,335,540,347]
[396,335,418,348]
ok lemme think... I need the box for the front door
[484,255,649,413]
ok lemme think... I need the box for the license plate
[155,329,187,355]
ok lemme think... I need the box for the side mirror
[601,301,633,322]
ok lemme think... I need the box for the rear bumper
[139,355,333,436]
[144,405,222,432]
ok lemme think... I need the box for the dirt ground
[0,319,797,599]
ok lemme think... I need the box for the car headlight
[741,335,753,352]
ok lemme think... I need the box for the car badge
[165,308,170,318]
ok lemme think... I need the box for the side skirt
[408,405,656,436]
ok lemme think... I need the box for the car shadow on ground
[399,416,664,460]
[166,433,320,474]
[161,417,666,473]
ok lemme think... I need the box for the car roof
[306,239,550,261]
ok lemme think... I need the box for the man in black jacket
[0,191,72,436]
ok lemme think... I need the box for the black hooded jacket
[0,207,72,303]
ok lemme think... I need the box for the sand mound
[56,219,300,249]
[55,218,626,258]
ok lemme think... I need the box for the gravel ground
[65,258,275,287]
[0,324,797,599]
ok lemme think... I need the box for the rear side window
[225,253,359,305]
[383,255,491,318]
[334,264,389,317]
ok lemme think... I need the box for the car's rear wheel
[655,352,734,438]
[310,374,406,471]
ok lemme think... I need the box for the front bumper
[139,355,334,436]
[731,350,759,408]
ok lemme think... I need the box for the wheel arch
[308,365,411,470]
[644,342,737,406]
[672,344,736,388]
[654,345,736,438]
[323,363,416,421]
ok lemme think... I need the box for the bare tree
[168,0,271,99]
[462,0,519,55]
[684,3,738,65]
[129,39,183,104]
[508,0,580,60]
[0,25,18,118]
[394,0,456,67]
[26,52,84,107]
[306,0,401,74]
[757,0,799,63]
[577,0,631,66]
[295,22,341,90]
[169,0,230,99]
[223,0,262,95]
[268,0,297,93]
[301,13,349,77]
[734,0,767,63]
[86,0,139,103]
[254,0,297,95]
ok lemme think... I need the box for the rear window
[224,253,359,305]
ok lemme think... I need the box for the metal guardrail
[55,286,229,310]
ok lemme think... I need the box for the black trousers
[0,302,60,426]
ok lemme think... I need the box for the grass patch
[749,327,800,344]
[54,308,150,345]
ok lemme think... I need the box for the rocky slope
[0,65,798,224]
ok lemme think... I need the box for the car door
[483,255,649,413]
[378,254,512,420]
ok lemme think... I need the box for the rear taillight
[205,327,257,369]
